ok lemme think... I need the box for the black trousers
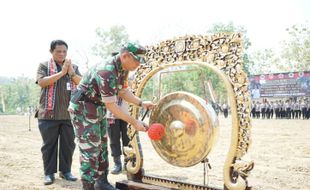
[38,120,75,175]
[108,119,129,157]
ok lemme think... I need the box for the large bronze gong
[149,91,219,167]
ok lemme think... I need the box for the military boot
[123,158,128,172]
[94,171,119,190]
[110,156,122,174]
[81,180,94,190]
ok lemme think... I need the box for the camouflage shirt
[74,56,128,110]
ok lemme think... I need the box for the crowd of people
[212,99,310,120]
[251,98,310,119]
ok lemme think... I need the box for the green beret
[122,42,146,55]
[120,42,146,64]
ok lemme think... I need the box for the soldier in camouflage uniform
[68,43,154,190]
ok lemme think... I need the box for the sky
[0,0,309,78]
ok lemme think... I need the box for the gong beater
[149,91,219,167]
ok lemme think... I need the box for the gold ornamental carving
[125,33,254,190]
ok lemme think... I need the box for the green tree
[142,66,227,104]
[92,25,130,59]
[281,23,310,71]
[249,49,281,75]
[207,21,252,74]
[0,76,39,114]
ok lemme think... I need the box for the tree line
[0,76,40,114]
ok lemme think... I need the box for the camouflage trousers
[69,101,109,183]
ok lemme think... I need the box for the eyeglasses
[129,52,145,64]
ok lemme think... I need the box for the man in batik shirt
[36,40,81,185]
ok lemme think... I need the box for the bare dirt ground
[0,115,309,190]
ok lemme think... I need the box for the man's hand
[61,59,70,76]
[132,120,148,132]
[67,59,76,77]
[142,101,156,110]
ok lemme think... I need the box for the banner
[249,71,310,99]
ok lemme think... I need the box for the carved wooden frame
[126,33,254,190]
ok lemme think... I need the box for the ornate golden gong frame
[126,33,254,190]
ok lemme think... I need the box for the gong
[149,91,219,167]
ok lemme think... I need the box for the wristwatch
[138,100,143,107]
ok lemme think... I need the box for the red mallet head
[148,123,165,141]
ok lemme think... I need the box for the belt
[81,95,104,106]
[71,89,104,106]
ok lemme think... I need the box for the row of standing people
[251,99,310,119]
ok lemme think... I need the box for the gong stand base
[116,175,222,190]
[116,180,176,190]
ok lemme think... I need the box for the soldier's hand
[133,120,148,132]
[142,101,156,110]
